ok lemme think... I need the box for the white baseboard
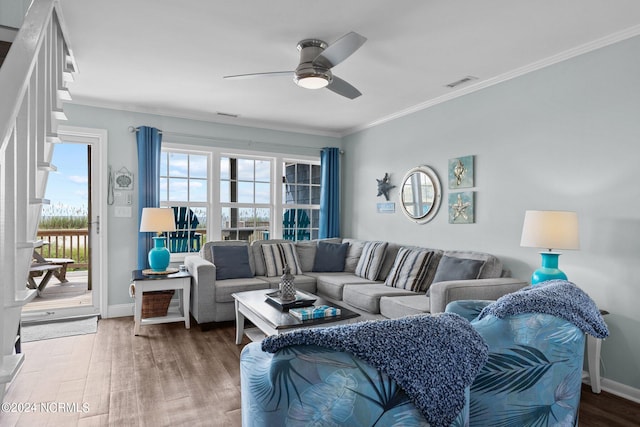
[601,378,640,404]
[582,371,640,403]
[106,303,134,318]
[106,301,181,319]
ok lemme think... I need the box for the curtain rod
[127,126,343,154]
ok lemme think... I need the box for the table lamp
[140,207,177,272]
[520,210,579,285]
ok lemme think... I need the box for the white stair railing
[0,0,76,402]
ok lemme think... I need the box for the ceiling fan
[223,31,367,99]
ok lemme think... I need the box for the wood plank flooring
[2,317,639,426]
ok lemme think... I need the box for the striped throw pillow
[355,241,388,280]
[384,248,434,291]
[261,243,302,277]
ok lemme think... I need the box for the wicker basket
[141,290,175,318]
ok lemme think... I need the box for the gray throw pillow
[355,241,388,280]
[313,241,349,272]
[384,248,433,291]
[211,245,253,280]
[432,256,485,283]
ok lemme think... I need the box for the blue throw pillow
[211,245,253,280]
[313,241,349,272]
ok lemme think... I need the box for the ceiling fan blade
[314,31,367,68]
[326,75,362,99]
[224,71,293,80]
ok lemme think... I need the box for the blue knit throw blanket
[262,313,489,427]
[477,280,609,338]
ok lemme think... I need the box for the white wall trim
[599,378,640,404]
[57,125,109,318]
[106,303,134,319]
[343,24,640,136]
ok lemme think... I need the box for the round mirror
[399,165,442,223]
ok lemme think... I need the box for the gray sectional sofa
[184,238,527,325]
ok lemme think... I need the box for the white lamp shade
[520,210,579,250]
[139,208,177,233]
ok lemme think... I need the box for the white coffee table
[232,289,360,344]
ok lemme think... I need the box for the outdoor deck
[23,270,91,312]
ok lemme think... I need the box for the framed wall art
[448,191,475,224]
[114,167,134,190]
[448,155,474,189]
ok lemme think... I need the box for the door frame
[22,125,109,320]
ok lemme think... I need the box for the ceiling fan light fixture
[294,64,332,89]
[296,75,329,89]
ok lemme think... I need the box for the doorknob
[89,216,100,234]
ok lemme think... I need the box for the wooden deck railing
[36,229,88,269]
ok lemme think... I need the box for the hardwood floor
[2,317,639,426]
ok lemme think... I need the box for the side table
[131,269,191,336]
[586,309,609,394]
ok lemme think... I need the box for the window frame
[160,142,321,260]
[282,159,322,241]
[159,145,212,258]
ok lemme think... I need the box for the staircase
[0,41,11,67]
[0,0,76,402]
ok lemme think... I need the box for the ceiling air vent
[445,76,478,88]
[217,112,239,118]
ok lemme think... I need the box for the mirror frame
[399,165,442,224]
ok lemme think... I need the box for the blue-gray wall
[342,35,640,391]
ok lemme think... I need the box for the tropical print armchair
[446,299,586,427]
[240,343,469,426]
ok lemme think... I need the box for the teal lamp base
[148,236,171,272]
[531,252,567,286]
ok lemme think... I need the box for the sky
[44,143,88,216]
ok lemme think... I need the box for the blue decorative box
[289,305,341,320]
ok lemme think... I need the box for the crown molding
[65,98,343,139]
[342,25,640,137]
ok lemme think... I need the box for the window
[161,144,321,247]
[220,156,271,242]
[283,161,321,241]
[160,150,209,252]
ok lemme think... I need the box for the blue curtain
[319,147,340,238]
[136,126,162,269]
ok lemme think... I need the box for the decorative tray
[142,267,179,275]
[265,290,316,311]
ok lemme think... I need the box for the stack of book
[289,305,341,321]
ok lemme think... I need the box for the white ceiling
[58,0,640,137]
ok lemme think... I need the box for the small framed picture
[449,191,475,224]
[448,155,474,189]
[377,202,396,214]
[114,169,134,190]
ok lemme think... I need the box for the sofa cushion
[313,241,349,272]
[379,295,431,318]
[432,256,485,283]
[257,274,317,294]
[384,248,433,291]
[296,238,342,272]
[261,242,303,276]
[307,273,378,300]
[215,277,271,303]
[294,240,317,272]
[201,240,255,276]
[442,250,503,279]
[211,245,253,280]
[343,283,418,314]
[342,238,366,272]
[376,242,402,281]
[355,241,388,280]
